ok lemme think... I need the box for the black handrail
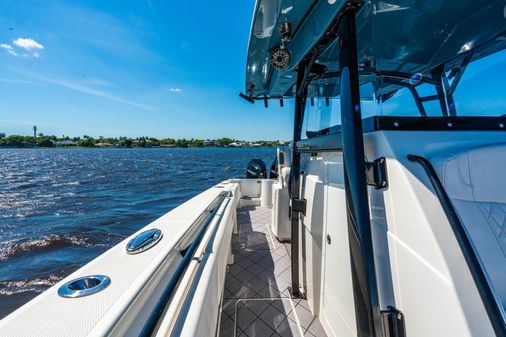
[139,191,229,337]
[408,154,506,337]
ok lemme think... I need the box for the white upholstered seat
[431,143,506,310]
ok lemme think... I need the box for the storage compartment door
[320,154,357,337]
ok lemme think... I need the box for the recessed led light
[459,42,472,53]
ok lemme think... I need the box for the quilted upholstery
[431,143,506,309]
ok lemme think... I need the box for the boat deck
[219,205,327,337]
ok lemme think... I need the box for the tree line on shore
[0,133,285,148]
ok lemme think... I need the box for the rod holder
[126,228,163,255]
[58,275,111,298]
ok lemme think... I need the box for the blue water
[0,147,275,318]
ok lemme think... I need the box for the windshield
[453,49,506,116]
[302,48,506,137]
[378,49,506,118]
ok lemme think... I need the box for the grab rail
[139,191,229,337]
[166,196,231,337]
[408,154,506,337]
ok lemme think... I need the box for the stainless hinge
[366,157,388,189]
[291,198,307,216]
[381,306,406,337]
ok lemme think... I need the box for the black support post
[339,4,382,337]
[290,64,308,298]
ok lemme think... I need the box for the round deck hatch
[58,275,111,298]
[126,228,163,254]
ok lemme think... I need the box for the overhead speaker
[271,47,291,70]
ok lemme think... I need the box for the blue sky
[1,2,505,141]
[0,0,293,140]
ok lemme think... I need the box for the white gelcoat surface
[0,183,237,337]
[363,130,506,337]
[320,153,357,337]
[301,152,357,337]
[261,179,274,208]
[271,182,291,241]
[301,156,325,316]
[239,179,262,198]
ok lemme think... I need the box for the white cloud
[169,88,183,93]
[13,38,44,50]
[0,44,18,56]
[1,38,44,58]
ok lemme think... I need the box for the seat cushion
[431,143,506,309]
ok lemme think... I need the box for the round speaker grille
[271,47,291,70]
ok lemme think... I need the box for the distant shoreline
[0,134,286,149]
[0,146,277,149]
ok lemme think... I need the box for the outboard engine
[246,159,266,179]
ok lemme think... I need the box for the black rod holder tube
[239,92,255,104]
[289,64,308,298]
[339,5,381,337]
[408,155,506,337]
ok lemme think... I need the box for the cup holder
[58,275,111,298]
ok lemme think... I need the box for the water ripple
[0,147,275,318]
[0,234,93,261]
[0,275,63,295]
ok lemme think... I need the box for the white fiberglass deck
[219,205,327,337]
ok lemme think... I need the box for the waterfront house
[52,140,77,147]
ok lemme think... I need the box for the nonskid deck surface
[219,206,327,337]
